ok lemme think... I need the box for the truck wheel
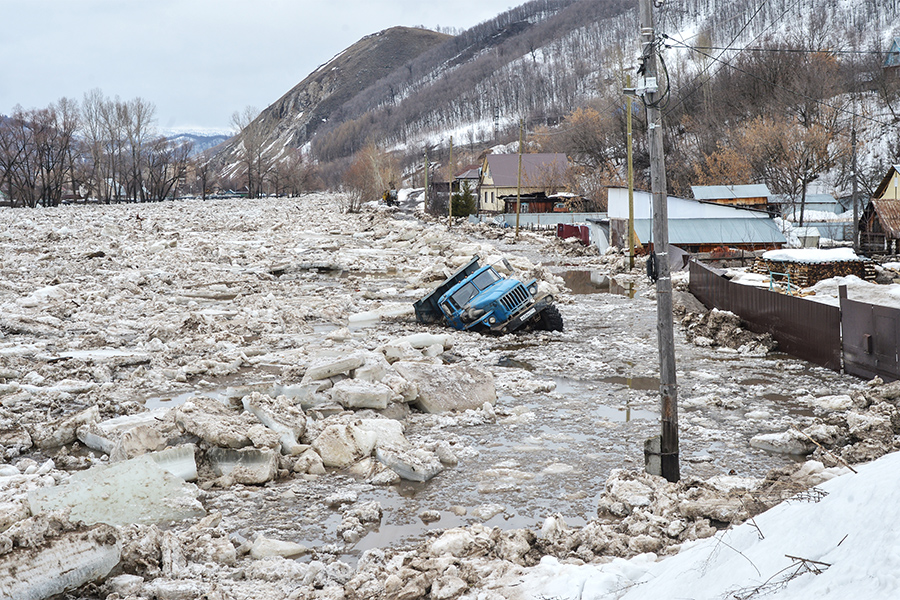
[538,305,564,331]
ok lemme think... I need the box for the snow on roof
[762,247,862,263]
[516,451,900,599]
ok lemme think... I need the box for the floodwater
[561,270,636,297]
[129,251,866,567]
[173,258,867,566]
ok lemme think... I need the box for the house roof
[628,217,786,246]
[608,188,772,220]
[482,153,569,187]
[455,164,481,180]
[871,199,900,238]
[873,165,900,199]
[691,184,771,201]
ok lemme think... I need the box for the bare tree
[231,106,271,198]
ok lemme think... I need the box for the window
[451,283,479,307]
[471,269,500,289]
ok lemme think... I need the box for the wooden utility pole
[627,73,635,271]
[515,118,524,239]
[852,125,858,252]
[448,136,454,227]
[424,151,430,213]
[639,0,679,483]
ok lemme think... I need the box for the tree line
[0,92,321,208]
[0,91,192,207]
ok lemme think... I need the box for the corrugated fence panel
[689,261,842,371]
[841,297,900,382]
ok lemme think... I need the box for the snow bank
[515,451,900,600]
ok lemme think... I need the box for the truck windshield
[471,269,500,289]
[450,282,479,307]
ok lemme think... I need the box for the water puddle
[561,270,635,298]
[551,376,658,422]
[600,375,660,391]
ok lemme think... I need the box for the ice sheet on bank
[27,453,204,526]
[511,451,900,600]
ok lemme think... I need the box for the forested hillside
[218,0,900,204]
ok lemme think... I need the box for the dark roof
[483,153,569,187]
[871,199,900,238]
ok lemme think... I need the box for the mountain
[165,131,231,157]
[210,26,451,171]
[211,0,900,192]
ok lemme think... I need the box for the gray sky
[0,0,515,134]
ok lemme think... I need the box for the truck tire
[537,305,563,331]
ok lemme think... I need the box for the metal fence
[689,261,842,371]
[841,293,900,381]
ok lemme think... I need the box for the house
[478,153,569,213]
[772,192,854,242]
[453,164,481,193]
[589,188,785,253]
[691,184,772,211]
[860,165,900,253]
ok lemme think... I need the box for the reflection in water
[561,270,635,298]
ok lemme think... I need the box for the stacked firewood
[752,257,876,288]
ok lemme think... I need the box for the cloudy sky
[1,0,516,134]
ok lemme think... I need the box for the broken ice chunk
[27,454,204,526]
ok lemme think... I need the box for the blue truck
[413,256,563,334]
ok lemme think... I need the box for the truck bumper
[490,295,554,334]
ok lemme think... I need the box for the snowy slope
[513,451,900,599]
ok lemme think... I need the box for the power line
[665,42,888,56]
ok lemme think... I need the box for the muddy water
[185,265,865,565]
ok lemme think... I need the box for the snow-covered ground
[506,450,899,599]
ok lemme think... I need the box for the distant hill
[165,131,231,157]
[210,26,451,172]
[210,0,900,190]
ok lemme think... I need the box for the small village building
[691,184,772,211]
[591,188,785,254]
[860,165,900,254]
[477,153,569,213]
[453,164,481,193]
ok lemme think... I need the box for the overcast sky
[0,0,516,134]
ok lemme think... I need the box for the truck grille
[500,286,529,312]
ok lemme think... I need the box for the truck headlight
[528,284,538,296]
[489,316,496,324]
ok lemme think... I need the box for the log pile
[753,257,876,288]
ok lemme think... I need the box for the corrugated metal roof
[691,184,771,201]
[872,199,900,238]
[629,217,786,245]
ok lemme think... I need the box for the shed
[602,188,785,253]
[859,198,900,254]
